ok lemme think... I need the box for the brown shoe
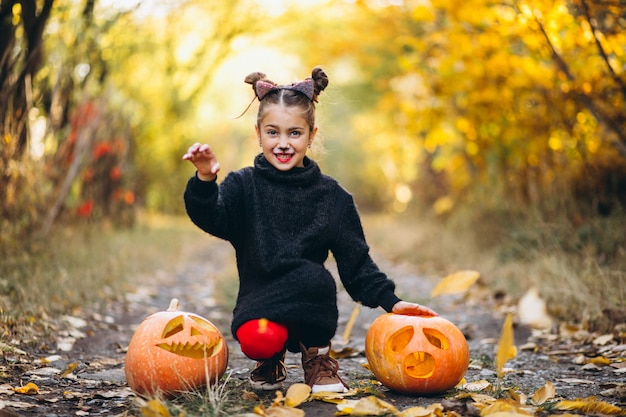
[249,351,287,390]
[300,342,349,393]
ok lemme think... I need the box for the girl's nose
[278,135,290,148]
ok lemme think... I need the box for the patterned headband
[255,79,315,101]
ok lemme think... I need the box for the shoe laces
[252,359,286,383]
[304,355,348,388]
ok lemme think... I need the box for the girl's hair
[244,67,329,131]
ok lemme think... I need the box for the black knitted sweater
[184,154,401,342]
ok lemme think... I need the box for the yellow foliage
[556,398,626,415]
[13,382,39,395]
[495,314,517,379]
[431,270,480,297]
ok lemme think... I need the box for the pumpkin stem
[167,298,180,312]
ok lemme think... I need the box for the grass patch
[0,213,207,340]
[361,207,626,332]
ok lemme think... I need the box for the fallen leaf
[556,398,625,415]
[331,347,360,359]
[0,342,27,356]
[460,379,492,392]
[531,381,555,405]
[243,390,260,401]
[0,384,14,395]
[141,399,173,417]
[0,399,37,409]
[284,383,311,407]
[95,388,133,399]
[517,287,552,330]
[398,403,443,417]
[586,356,611,366]
[342,304,361,343]
[336,396,399,416]
[271,391,285,407]
[13,383,39,395]
[264,407,305,417]
[592,334,614,346]
[430,270,480,297]
[310,389,357,402]
[557,378,594,384]
[495,314,517,379]
[61,361,79,377]
[480,398,536,416]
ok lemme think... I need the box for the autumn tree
[295,0,626,217]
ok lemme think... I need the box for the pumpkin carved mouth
[155,314,224,359]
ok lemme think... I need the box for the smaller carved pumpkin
[125,299,228,397]
[365,313,469,395]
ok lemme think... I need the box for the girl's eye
[290,131,302,137]
[267,130,277,135]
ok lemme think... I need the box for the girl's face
[256,104,317,171]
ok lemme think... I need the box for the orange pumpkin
[365,313,469,395]
[125,298,228,397]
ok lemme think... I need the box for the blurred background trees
[2,0,625,267]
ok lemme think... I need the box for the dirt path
[1,237,624,416]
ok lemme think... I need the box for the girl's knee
[236,318,288,360]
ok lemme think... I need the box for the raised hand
[182,143,221,181]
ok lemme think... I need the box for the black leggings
[285,322,333,352]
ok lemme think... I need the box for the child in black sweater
[183,67,437,393]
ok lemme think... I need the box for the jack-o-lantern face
[125,299,229,398]
[156,314,224,359]
[365,313,469,395]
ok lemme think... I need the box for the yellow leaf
[430,270,480,297]
[344,395,398,416]
[271,390,285,407]
[460,379,492,392]
[13,382,39,395]
[480,398,535,416]
[399,403,443,417]
[141,399,172,417]
[61,361,79,377]
[495,314,517,379]
[310,390,356,402]
[284,383,311,407]
[556,398,625,415]
[586,356,611,366]
[531,381,555,405]
[264,406,305,417]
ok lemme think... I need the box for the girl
[182,67,437,393]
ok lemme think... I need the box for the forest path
[1,235,624,416]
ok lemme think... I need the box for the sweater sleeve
[330,194,401,312]
[183,171,244,242]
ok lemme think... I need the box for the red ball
[236,319,288,360]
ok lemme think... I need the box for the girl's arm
[331,194,438,316]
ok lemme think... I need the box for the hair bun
[244,72,267,85]
[311,66,329,98]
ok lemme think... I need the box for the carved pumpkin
[365,313,469,395]
[125,298,228,397]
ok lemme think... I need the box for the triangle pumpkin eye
[161,316,185,338]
